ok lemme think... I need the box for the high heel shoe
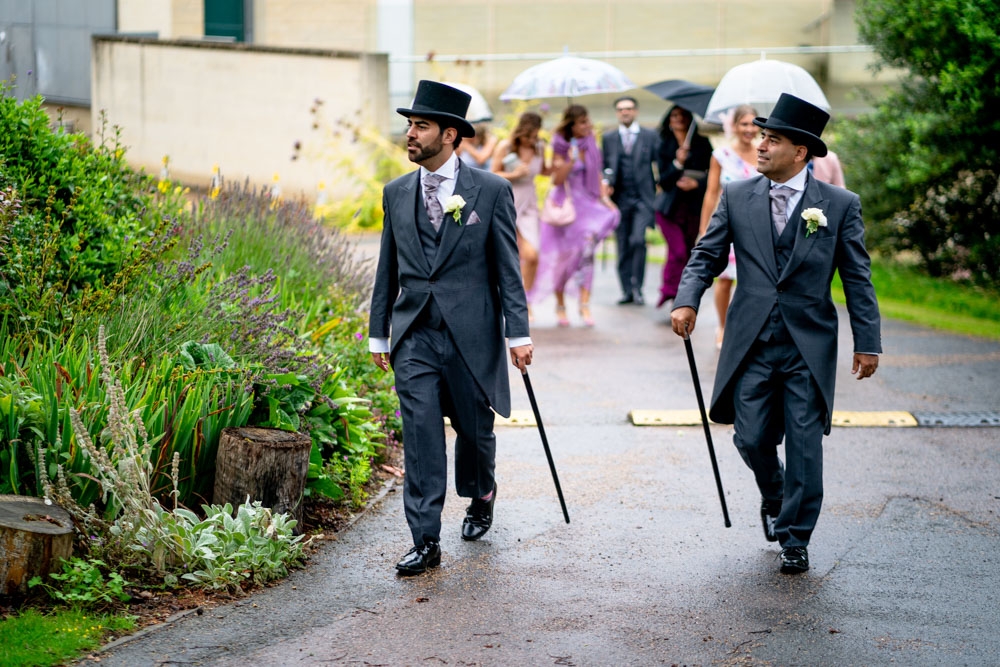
[579,304,595,328]
[556,306,570,328]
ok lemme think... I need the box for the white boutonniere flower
[801,208,828,237]
[444,195,466,224]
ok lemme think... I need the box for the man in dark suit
[369,81,533,575]
[602,96,661,305]
[670,94,881,574]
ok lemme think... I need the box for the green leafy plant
[132,500,307,590]
[28,557,131,609]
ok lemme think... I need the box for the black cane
[520,367,570,524]
[683,324,732,528]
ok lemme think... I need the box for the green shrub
[842,0,1000,288]
[0,83,188,294]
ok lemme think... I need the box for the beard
[408,134,444,164]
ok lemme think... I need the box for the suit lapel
[396,171,431,274]
[748,177,779,282]
[431,162,480,274]
[780,175,827,281]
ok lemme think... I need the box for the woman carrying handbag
[530,104,619,328]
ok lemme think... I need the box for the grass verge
[833,257,1000,340]
[640,241,999,340]
[0,609,137,667]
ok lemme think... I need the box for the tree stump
[213,426,312,532]
[0,495,74,596]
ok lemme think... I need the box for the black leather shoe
[760,498,781,543]
[395,541,441,575]
[461,484,496,541]
[780,546,809,574]
[617,293,635,305]
[632,290,645,306]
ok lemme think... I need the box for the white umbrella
[499,56,636,101]
[703,56,830,124]
[442,81,493,123]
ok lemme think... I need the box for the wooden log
[213,426,312,532]
[0,495,74,597]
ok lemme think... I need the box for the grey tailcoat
[674,174,882,433]
[368,164,530,417]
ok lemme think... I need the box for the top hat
[397,81,476,138]
[753,93,829,157]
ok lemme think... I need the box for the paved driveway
[92,245,1000,666]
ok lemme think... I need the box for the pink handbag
[540,184,575,227]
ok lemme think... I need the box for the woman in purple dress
[530,105,619,327]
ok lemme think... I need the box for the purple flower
[354,332,363,340]
[395,410,401,418]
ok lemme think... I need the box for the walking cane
[520,366,571,524]
[683,324,732,528]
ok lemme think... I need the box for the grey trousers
[614,199,653,293]
[732,339,826,548]
[393,325,496,547]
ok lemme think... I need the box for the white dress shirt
[370,152,532,354]
[769,166,809,213]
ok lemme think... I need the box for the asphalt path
[92,239,1000,666]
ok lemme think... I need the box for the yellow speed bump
[496,410,537,427]
[446,410,536,427]
[630,410,708,426]
[831,411,918,427]
[631,409,918,427]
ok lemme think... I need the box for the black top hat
[753,93,829,157]
[397,81,476,138]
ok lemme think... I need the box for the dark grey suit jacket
[674,173,882,433]
[601,126,661,211]
[369,163,529,417]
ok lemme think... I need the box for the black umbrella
[643,79,715,119]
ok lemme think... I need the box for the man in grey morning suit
[602,96,661,305]
[369,81,533,575]
[670,94,881,574]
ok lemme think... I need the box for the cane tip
[724,519,732,528]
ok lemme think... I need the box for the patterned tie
[423,172,446,232]
[770,186,792,236]
[623,130,635,155]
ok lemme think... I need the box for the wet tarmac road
[92,243,1000,666]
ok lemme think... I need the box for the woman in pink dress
[530,105,619,327]
[700,104,758,349]
[491,112,551,323]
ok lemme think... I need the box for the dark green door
[205,0,245,42]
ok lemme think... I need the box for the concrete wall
[91,37,389,201]
[117,0,203,39]
[253,0,377,51]
[111,1,899,130]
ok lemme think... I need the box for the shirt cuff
[509,337,532,348]
[369,337,389,354]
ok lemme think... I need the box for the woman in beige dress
[491,112,551,322]
[700,104,758,349]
